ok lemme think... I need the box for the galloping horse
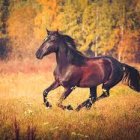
[36,30,140,111]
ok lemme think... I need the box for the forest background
[0,0,140,62]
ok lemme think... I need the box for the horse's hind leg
[98,66,124,101]
[76,86,97,111]
[97,77,122,100]
[97,85,110,100]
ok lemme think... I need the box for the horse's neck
[56,46,69,71]
[56,42,86,71]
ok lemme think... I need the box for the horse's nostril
[35,52,38,57]
[36,49,43,59]
[36,50,40,58]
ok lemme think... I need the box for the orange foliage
[35,0,59,40]
[7,5,37,58]
[118,30,140,62]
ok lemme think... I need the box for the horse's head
[36,29,60,59]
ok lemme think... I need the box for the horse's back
[93,56,124,86]
[78,56,123,87]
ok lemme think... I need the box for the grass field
[0,60,140,140]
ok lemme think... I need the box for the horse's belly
[78,66,104,87]
[78,76,103,87]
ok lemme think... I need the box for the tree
[7,0,38,58]
[1,0,139,62]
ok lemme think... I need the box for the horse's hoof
[85,105,92,110]
[85,103,92,110]
[66,105,73,110]
[75,106,81,111]
[44,101,52,108]
[98,92,109,100]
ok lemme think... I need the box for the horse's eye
[51,36,56,40]
[44,38,47,41]
[44,36,49,41]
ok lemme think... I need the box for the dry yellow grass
[0,61,140,140]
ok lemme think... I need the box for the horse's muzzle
[36,49,44,59]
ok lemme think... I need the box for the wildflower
[50,126,59,131]
[85,135,89,138]
[24,109,33,117]
[43,122,49,125]
[71,132,76,136]
[77,133,85,138]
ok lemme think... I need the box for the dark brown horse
[36,29,140,111]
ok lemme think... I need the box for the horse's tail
[122,64,140,92]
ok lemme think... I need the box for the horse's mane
[62,35,77,49]
[60,34,87,65]
[61,34,85,56]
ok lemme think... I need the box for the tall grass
[0,61,140,140]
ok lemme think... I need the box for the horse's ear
[46,28,50,35]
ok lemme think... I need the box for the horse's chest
[55,73,72,87]
[54,68,65,80]
[55,74,67,85]
[54,67,80,87]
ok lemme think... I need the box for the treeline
[0,0,140,62]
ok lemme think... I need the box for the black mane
[61,34,85,56]
[62,35,77,49]
[59,34,87,65]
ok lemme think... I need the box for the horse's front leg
[43,81,60,108]
[76,86,97,111]
[57,87,75,110]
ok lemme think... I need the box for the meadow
[0,59,140,140]
[0,0,140,139]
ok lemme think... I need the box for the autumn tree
[1,0,139,62]
[8,0,39,58]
